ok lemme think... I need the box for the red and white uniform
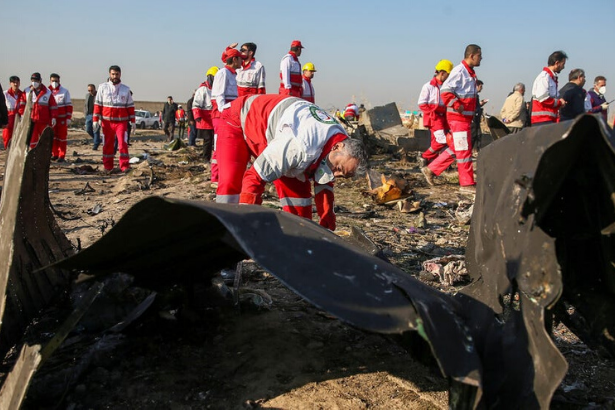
[192,82,214,130]
[343,104,358,120]
[93,80,135,171]
[279,52,302,97]
[531,67,562,124]
[419,77,450,164]
[2,88,26,148]
[301,76,315,103]
[440,60,477,187]
[216,95,348,230]
[211,66,239,182]
[237,59,266,96]
[23,85,58,148]
[49,84,73,159]
[176,108,185,121]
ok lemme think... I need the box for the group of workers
[188,40,367,231]
[417,46,612,193]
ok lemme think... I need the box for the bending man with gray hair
[559,68,587,122]
[215,94,368,231]
[500,83,527,133]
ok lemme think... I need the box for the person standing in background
[186,90,197,145]
[500,83,526,133]
[193,66,218,158]
[531,50,567,125]
[2,76,26,149]
[301,62,316,103]
[279,40,303,97]
[176,104,186,139]
[85,84,101,150]
[237,42,266,96]
[23,72,57,149]
[92,65,135,173]
[585,76,609,122]
[48,73,73,162]
[559,68,587,122]
[162,96,178,141]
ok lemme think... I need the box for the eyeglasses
[240,48,248,52]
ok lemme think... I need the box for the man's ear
[332,142,345,152]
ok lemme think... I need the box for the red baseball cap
[290,40,304,49]
[221,48,241,63]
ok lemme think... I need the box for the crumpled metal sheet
[0,96,73,358]
[51,114,615,408]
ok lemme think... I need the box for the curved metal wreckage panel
[0,112,609,408]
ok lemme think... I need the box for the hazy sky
[2,0,614,119]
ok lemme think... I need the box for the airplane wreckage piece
[0,112,613,408]
[0,97,75,409]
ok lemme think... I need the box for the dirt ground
[1,126,614,409]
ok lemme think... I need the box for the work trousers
[2,116,16,149]
[164,119,175,140]
[177,122,186,138]
[211,118,220,182]
[86,114,101,149]
[197,128,214,160]
[215,119,314,220]
[51,124,68,159]
[29,121,48,149]
[421,128,448,163]
[188,122,198,146]
[448,119,474,186]
[101,121,129,171]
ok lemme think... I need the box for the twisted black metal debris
[2,111,614,408]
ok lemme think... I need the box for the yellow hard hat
[206,66,219,77]
[435,59,454,74]
[302,62,317,72]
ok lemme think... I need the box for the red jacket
[93,80,135,124]
[237,59,266,96]
[24,85,58,125]
[279,52,302,97]
[531,68,562,124]
[49,84,73,126]
[192,82,214,130]
[3,88,26,133]
[418,77,448,130]
[441,60,477,123]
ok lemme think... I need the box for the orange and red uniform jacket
[301,76,315,103]
[531,67,562,124]
[24,85,58,125]
[49,84,73,126]
[237,59,266,96]
[93,80,135,124]
[192,82,214,130]
[279,52,302,97]
[418,77,448,130]
[441,60,477,123]
[4,88,26,129]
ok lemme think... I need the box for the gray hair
[569,69,585,81]
[513,83,525,92]
[340,137,369,175]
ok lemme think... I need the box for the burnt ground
[0,127,614,409]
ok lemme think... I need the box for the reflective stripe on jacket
[93,81,135,123]
[441,61,477,123]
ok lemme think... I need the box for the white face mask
[31,81,40,88]
[598,86,606,95]
[51,81,59,88]
[314,160,335,184]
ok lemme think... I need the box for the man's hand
[558,98,567,106]
[92,121,101,133]
[67,119,71,125]
[51,118,56,127]
[601,102,609,111]
[228,42,238,49]
[455,104,464,114]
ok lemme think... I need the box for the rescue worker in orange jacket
[301,62,316,103]
[237,42,266,96]
[531,50,568,125]
[215,95,367,231]
[279,40,304,97]
[2,76,26,149]
[175,104,186,139]
[193,66,218,158]
[23,72,58,149]
[48,73,73,162]
[417,59,453,169]
[439,44,482,192]
[92,65,135,172]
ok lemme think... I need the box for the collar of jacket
[429,76,443,87]
[461,60,476,77]
[242,58,255,69]
[542,67,557,84]
[303,76,312,83]
[288,51,299,61]
[306,133,348,176]
[225,66,237,75]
